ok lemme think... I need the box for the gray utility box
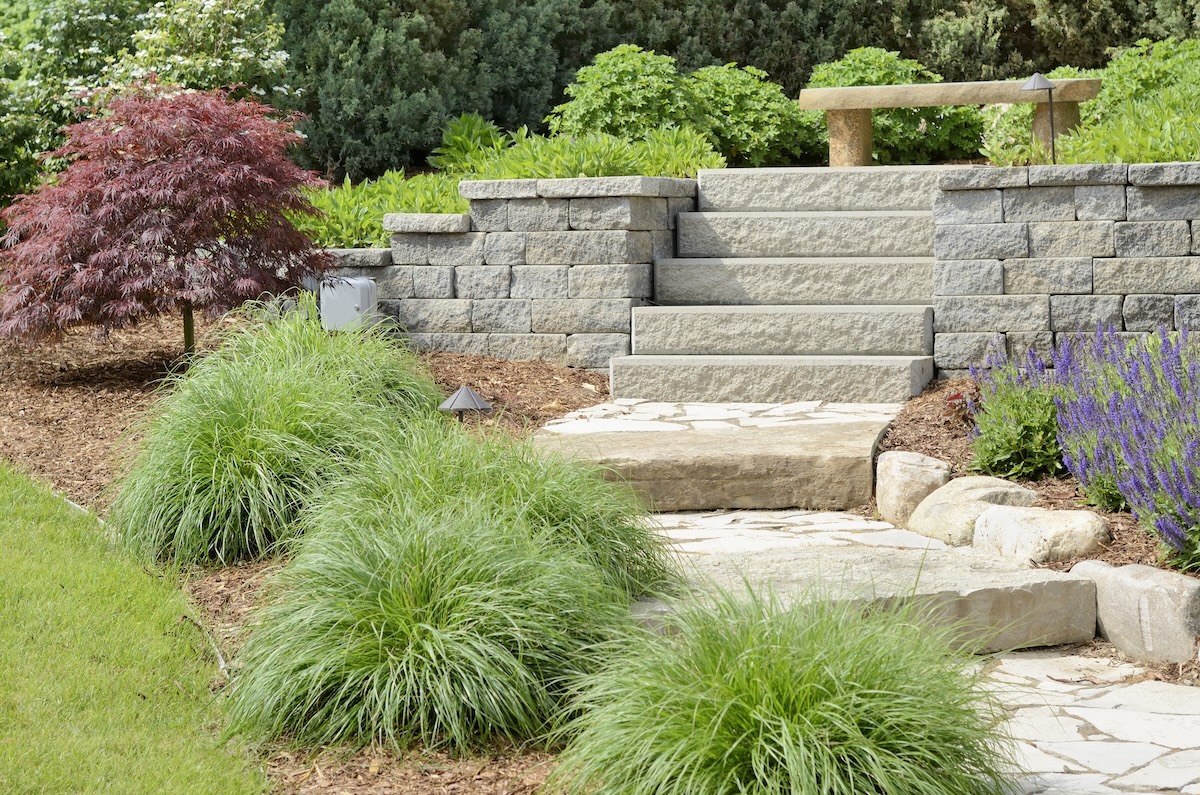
[320,277,378,330]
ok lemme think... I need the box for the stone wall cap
[458,179,540,199]
[1128,162,1200,187]
[536,176,697,198]
[382,213,472,233]
[938,167,1029,191]
[1028,164,1129,186]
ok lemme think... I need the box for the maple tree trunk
[182,301,195,356]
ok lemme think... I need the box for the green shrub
[685,63,813,166]
[547,589,1014,795]
[1057,84,1200,164]
[978,65,1094,166]
[295,172,467,249]
[226,500,633,752]
[970,347,1065,480]
[109,295,443,564]
[427,113,511,175]
[802,47,985,165]
[912,0,1036,82]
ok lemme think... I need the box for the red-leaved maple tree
[0,86,331,354]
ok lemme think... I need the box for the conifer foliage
[0,86,330,352]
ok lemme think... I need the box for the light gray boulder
[875,451,951,529]
[907,476,1038,546]
[973,506,1109,565]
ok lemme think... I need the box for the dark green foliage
[970,348,1066,480]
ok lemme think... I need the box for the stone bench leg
[1033,100,1082,153]
[825,108,873,167]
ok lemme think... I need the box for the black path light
[1021,72,1058,164]
[439,385,493,422]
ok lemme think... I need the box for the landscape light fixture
[1021,72,1057,164]
[439,385,493,422]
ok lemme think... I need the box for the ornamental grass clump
[225,500,634,752]
[546,589,1014,795]
[110,295,443,564]
[969,344,1065,479]
[1054,327,1200,569]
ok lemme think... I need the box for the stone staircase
[611,167,945,402]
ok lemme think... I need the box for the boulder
[875,451,952,528]
[907,476,1038,546]
[973,506,1109,565]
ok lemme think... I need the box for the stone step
[677,211,934,259]
[696,166,948,212]
[654,257,933,306]
[610,354,934,403]
[632,305,933,356]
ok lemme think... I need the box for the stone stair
[611,166,946,402]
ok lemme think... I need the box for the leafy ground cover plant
[110,295,442,564]
[687,63,813,166]
[547,589,1014,795]
[969,344,1066,479]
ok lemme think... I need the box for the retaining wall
[933,163,1200,373]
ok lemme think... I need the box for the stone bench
[797,78,1102,167]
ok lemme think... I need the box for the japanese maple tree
[0,86,331,354]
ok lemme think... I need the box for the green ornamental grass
[547,590,1015,795]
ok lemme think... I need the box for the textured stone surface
[471,298,531,333]
[938,167,1028,190]
[483,232,526,265]
[934,295,1050,332]
[934,223,1029,259]
[1051,295,1124,332]
[1094,257,1200,294]
[1007,331,1055,363]
[568,263,652,299]
[698,166,942,211]
[536,176,696,198]
[907,476,1038,546]
[933,259,1003,295]
[383,213,471,233]
[532,298,637,333]
[1073,561,1200,664]
[1128,186,1200,220]
[1027,164,1128,186]
[934,332,1002,370]
[1004,258,1092,294]
[1003,186,1076,222]
[526,231,653,265]
[1075,185,1127,221]
[974,506,1109,565]
[412,265,455,298]
[508,198,569,232]
[469,199,508,232]
[390,233,428,265]
[1114,221,1191,257]
[1176,295,1200,331]
[457,179,538,200]
[509,265,568,299]
[566,333,630,369]
[876,451,951,529]
[454,266,510,299]
[428,232,486,267]
[569,197,668,230]
[1028,221,1115,257]
[667,196,696,218]
[1124,294,1175,331]
[1128,162,1200,186]
[655,257,934,306]
[403,332,490,355]
[486,333,568,364]
[651,230,674,261]
[373,266,415,300]
[329,248,392,268]
[680,211,934,258]
[933,189,1002,224]
[383,299,471,333]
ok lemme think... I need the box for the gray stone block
[1006,331,1054,364]
[1128,162,1200,186]
[667,197,696,219]
[652,230,675,261]
[1177,295,1200,331]
[454,266,511,299]
[1114,221,1191,257]
[701,167,940,211]
[403,332,490,355]
[536,176,696,198]
[457,179,538,200]
[391,233,428,265]
[1027,164,1128,186]
[1002,186,1076,222]
[1050,295,1123,332]
[471,298,531,333]
[510,265,568,299]
[932,190,1002,224]
[428,232,486,267]
[487,333,568,364]
[383,213,471,233]
[484,232,526,266]
[938,167,1028,190]
[569,197,669,230]
[374,266,415,300]
[1028,221,1114,257]
[933,332,1003,370]
[329,248,392,268]
[1075,185,1127,221]
[1003,258,1092,294]
[1123,294,1175,331]
[508,198,570,232]
[568,263,652,298]
[934,295,1050,333]
[934,223,1029,260]
[1095,257,1200,294]
[567,333,630,369]
[532,298,638,333]
[933,259,1003,296]
[1195,222,1200,255]
[384,299,472,333]
[685,212,933,258]
[526,231,653,265]
[469,199,508,232]
[1128,186,1200,220]
[412,265,455,298]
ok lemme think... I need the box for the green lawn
[0,463,267,794]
